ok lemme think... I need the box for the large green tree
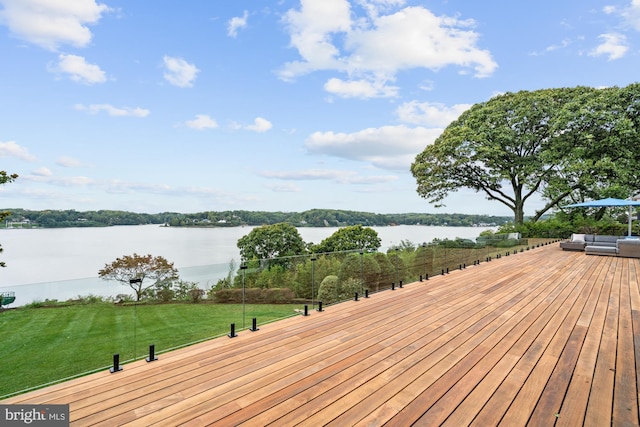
[310,224,381,253]
[0,171,18,267]
[411,85,640,225]
[544,84,640,214]
[98,253,179,301]
[237,223,307,267]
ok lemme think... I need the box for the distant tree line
[0,208,510,229]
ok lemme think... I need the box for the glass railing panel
[1,236,561,398]
[0,281,136,398]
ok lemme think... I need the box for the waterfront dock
[4,244,639,426]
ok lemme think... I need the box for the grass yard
[0,303,301,398]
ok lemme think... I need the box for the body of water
[0,224,494,305]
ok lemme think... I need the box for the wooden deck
[4,244,640,426]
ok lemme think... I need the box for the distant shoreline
[1,208,512,229]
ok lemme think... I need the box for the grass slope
[0,303,299,398]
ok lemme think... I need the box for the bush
[317,275,361,305]
[317,275,339,305]
[495,239,519,248]
[189,288,205,303]
[156,288,175,303]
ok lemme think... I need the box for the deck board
[3,243,640,426]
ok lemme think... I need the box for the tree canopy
[310,224,381,253]
[237,223,307,265]
[411,84,640,225]
[98,253,179,301]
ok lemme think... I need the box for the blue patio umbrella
[564,197,640,236]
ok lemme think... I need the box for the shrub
[317,275,361,305]
[189,288,205,303]
[495,239,519,248]
[317,275,339,305]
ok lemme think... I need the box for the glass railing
[0,236,560,398]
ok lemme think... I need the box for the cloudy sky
[1,0,639,216]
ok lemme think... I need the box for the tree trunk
[513,204,525,226]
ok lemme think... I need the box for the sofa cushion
[594,235,620,245]
[585,245,618,255]
[571,233,585,243]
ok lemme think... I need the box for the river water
[0,224,494,305]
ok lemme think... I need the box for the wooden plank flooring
[3,244,640,426]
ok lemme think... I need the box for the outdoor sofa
[560,233,640,258]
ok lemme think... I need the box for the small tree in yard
[98,253,179,301]
[0,171,18,267]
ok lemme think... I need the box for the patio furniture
[1,291,15,309]
[584,236,640,258]
[617,239,640,258]
[560,234,594,251]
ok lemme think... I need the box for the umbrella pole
[629,206,633,236]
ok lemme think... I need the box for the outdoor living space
[560,233,640,258]
[3,244,639,426]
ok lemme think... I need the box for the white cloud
[232,117,273,132]
[246,117,272,132]
[185,114,218,130]
[50,54,107,84]
[32,167,52,177]
[56,156,90,168]
[0,140,36,161]
[396,101,471,127]
[617,0,640,31]
[305,125,441,170]
[261,169,356,181]
[280,2,497,98]
[530,38,572,56]
[75,103,150,117]
[23,173,94,186]
[324,77,398,98]
[283,0,352,72]
[227,10,248,37]
[264,182,302,192]
[260,168,398,184]
[357,0,407,19]
[589,33,629,60]
[163,56,199,88]
[0,0,111,51]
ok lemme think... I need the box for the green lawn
[0,303,301,398]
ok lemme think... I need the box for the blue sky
[1,0,639,216]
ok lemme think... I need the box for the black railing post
[317,301,323,312]
[228,323,237,338]
[250,317,259,332]
[110,353,122,373]
[146,345,157,362]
